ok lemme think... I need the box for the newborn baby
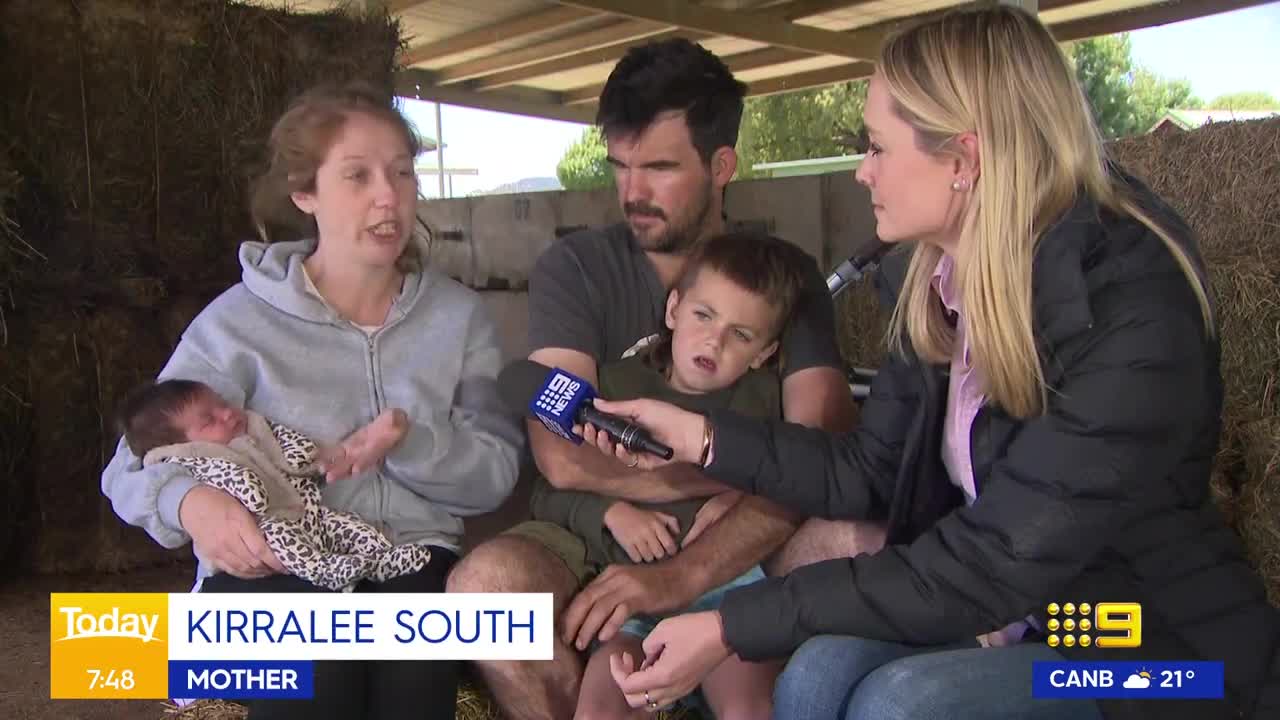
[117,379,430,591]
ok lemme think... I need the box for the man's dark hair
[674,231,809,339]
[116,379,208,456]
[596,38,747,164]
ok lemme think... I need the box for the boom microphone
[826,241,891,299]
[497,359,674,460]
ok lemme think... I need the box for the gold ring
[627,456,640,468]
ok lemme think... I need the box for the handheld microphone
[497,359,674,460]
[826,241,891,299]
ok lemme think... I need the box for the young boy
[530,231,810,718]
[117,379,430,591]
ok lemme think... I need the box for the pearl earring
[951,178,970,192]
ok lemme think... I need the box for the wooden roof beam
[395,68,595,124]
[552,0,880,60]
[434,19,672,85]
[400,6,594,66]
[1050,0,1276,42]
[469,28,707,91]
[385,0,427,12]
[469,0,874,91]
[746,61,874,97]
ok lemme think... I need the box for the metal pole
[435,102,446,199]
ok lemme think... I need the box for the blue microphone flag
[530,366,594,444]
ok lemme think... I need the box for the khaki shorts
[502,520,600,589]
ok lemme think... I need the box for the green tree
[552,82,869,188]
[1066,34,1199,138]
[556,127,612,191]
[1131,68,1199,132]
[736,80,869,178]
[1206,91,1280,110]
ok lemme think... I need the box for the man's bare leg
[764,517,887,577]
[574,634,647,720]
[700,654,783,720]
[447,536,583,720]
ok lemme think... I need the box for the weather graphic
[1033,661,1222,700]
[1123,669,1153,689]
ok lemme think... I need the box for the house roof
[251,0,1274,123]
[1154,108,1280,131]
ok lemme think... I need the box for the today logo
[56,606,162,644]
[50,593,170,700]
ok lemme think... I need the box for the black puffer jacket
[711,188,1280,720]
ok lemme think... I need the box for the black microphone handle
[826,242,890,298]
[579,405,674,460]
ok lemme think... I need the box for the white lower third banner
[51,591,554,700]
[169,593,554,661]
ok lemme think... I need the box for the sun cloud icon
[1123,671,1152,689]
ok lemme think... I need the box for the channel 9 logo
[1045,602,1142,649]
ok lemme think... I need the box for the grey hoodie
[101,240,523,583]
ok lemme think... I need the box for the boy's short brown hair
[674,230,809,340]
[116,379,208,456]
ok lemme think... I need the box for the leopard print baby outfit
[153,418,430,591]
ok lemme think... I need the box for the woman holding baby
[101,82,522,719]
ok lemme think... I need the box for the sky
[400,3,1280,198]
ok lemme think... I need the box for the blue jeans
[774,635,1103,720]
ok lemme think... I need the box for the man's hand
[562,563,697,651]
[179,485,284,578]
[681,490,742,548]
[604,501,680,563]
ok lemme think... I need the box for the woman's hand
[608,611,732,711]
[604,501,681,563]
[315,445,354,483]
[579,398,708,471]
[341,408,410,475]
[681,490,742,548]
[179,485,284,578]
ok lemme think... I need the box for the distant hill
[474,176,562,196]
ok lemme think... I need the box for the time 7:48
[86,669,136,690]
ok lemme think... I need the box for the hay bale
[1116,117,1280,603]
[21,305,190,573]
[164,699,247,719]
[0,0,403,575]
[835,259,894,370]
[0,320,35,575]
[0,0,401,298]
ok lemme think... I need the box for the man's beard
[625,183,715,254]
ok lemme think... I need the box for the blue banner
[168,660,314,699]
[1032,661,1223,699]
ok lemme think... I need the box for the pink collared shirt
[933,255,983,504]
[932,254,1029,648]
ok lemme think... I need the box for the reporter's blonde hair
[880,6,1212,419]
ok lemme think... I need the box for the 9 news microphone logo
[531,368,591,443]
